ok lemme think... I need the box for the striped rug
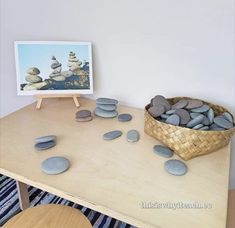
[0,175,135,228]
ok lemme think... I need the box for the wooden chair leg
[16,181,30,210]
[36,98,43,109]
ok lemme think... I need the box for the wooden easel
[35,94,80,109]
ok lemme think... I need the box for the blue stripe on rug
[0,175,136,228]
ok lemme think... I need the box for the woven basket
[144,97,235,160]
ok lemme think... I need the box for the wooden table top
[0,98,230,228]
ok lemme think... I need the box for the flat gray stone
[35,141,56,151]
[103,130,122,140]
[96,98,118,105]
[153,145,173,158]
[35,135,56,144]
[186,100,203,109]
[199,126,209,130]
[126,130,140,142]
[164,159,188,176]
[76,110,91,118]
[160,114,170,119]
[97,104,117,111]
[41,156,70,175]
[166,114,180,126]
[202,116,210,126]
[118,113,132,122]
[214,116,233,129]
[210,123,225,131]
[166,109,176,115]
[207,108,214,124]
[186,114,204,128]
[190,105,210,113]
[190,113,201,119]
[76,116,93,122]
[95,107,118,118]
[172,99,188,109]
[151,95,171,111]
[148,104,165,118]
[223,112,234,123]
[175,109,190,125]
[192,124,204,130]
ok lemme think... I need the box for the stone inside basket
[144,97,235,160]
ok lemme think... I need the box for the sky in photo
[17,43,90,83]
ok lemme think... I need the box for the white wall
[0,0,234,188]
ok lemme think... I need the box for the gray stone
[160,114,170,119]
[190,113,201,119]
[153,145,173,158]
[186,100,203,109]
[76,116,93,122]
[51,62,62,69]
[27,67,40,75]
[126,130,140,142]
[207,108,214,124]
[96,98,118,105]
[148,104,165,118]
[166,109,176,115]
[35,141,56,151]
[35,135,56,144]
[41,156,70,175]
[210,123,225,131]
[118,113,132,122]
[151,95,171,111]
[192,124,204,130]
[164,159,188,176]
[199,126,209,130]
[97,104,117,111]
[95,107,118,118]
[190,105,210,113]
[26,75,42,83]
[223,112,234,123]
[76,110,91,118]
[172,99,188,109]
[202,116,210,126]
[175,109,190,125]
[214,116,233,129]
[166,114,180,126]
[103,130,122,140]
[186,114,204,128]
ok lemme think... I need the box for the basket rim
[145,96,235,133]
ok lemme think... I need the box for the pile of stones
[75,110,92,122]
[95,98,118,118]
[35,135,57,150]
[148,95,234,130]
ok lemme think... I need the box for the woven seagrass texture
[144,97,235,160]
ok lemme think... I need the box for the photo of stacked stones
[147,95,234,131]
[34,135,57,151]
[94,98,119,118]
[21,52,90,91]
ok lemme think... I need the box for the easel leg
[73,96,80,108]
[16,181,30,210]
[36,98,43,109]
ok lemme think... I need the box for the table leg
[16,181,30,210]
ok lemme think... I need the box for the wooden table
[0,98,231,228]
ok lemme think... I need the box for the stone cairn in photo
[49,56,65,81]
[147,95,234,131]
[67,51,82,74]
[23,67,47,90]
[94,98,119,118]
